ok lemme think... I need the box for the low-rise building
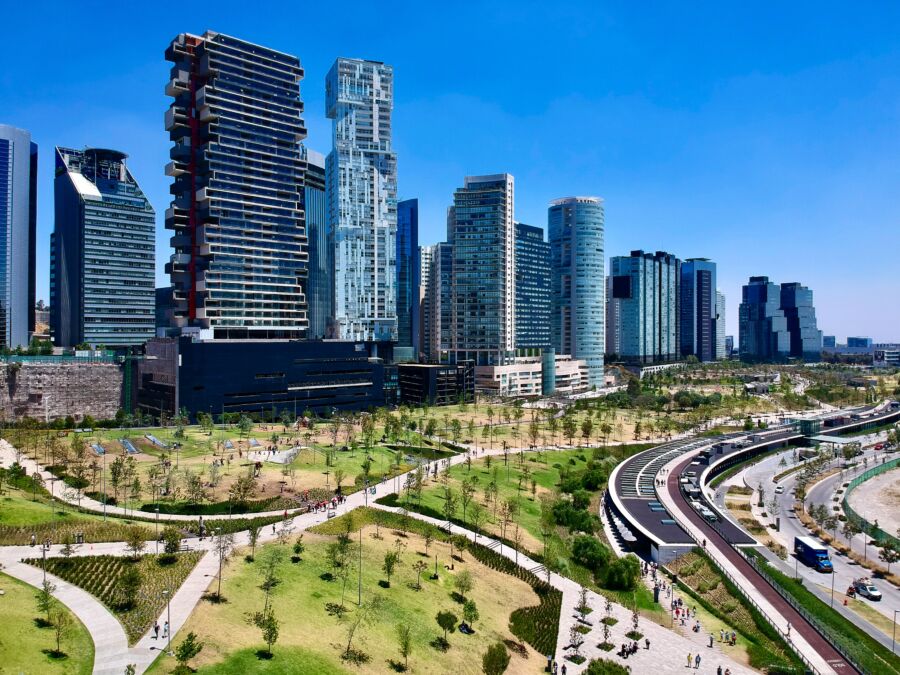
[398,362,474,406]
[475,353,589,397]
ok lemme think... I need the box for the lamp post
[830,568,836,608]
[162,588,172,654]
[892,609,899,654]
[155,505,160,555]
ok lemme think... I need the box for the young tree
[161,526,182,556]
[879,542,899,574]
[118,567,142,609]
[35,579,57,624]
[463,599,479,629]
[396,623,413,671]
[247,606,280,657]
[125,526,146,560]
[454,569,474,600]
[470,503,487,542]
[175,631,204,670]
[382,550,401,587]
[482,641,510,675]
[344,594,383,660]
[247,524,262,561]
[50,606,72,656]
[436,610,458,644]
[213,530,236,601]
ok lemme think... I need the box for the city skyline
[3,3,900,340]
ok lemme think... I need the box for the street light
[155,505,160,555]
[162,588,172,655]
[893,609,899,654]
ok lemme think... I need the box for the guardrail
[842,455,900,549]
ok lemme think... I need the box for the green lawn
[147,520,544,674]
[0,571,94,674]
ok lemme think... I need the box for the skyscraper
[715,291,726,360]
[164,31,309,340]
[52,147,155,347]
[397,199,420,356]
[605,276,621,357]
[609,250,680,364]
[780,282,822,360]
[450,174,515,366]
[303,147,330,339]
[738,276,790,362]
[514,222,550,351]
[680,258,717,362]
[0,124,37,348]
[418,245,434,359]
[548,197,605,386]
[326,58,397,342]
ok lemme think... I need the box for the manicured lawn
[26,552,203,644]
[0,571,94,674]
[148,519,545,674]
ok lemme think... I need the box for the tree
[454,569,474,600]
[879,542,899,574]
[124,527,146,561]
[334,468,345,493]
[436,610,458,642]
[383,550,401,587]
[118,567,142,609]
[396,623,413,671]
[482,641,510,675]
[292,534,305,561]
[412,559,428,590]
[35,579,57,624]
[213,530,236,600]
[228,473,257,506]
[842,521,860,552]
[344,594,383,660]
[463,599,479,628]
[470,503,487,542]
[248,524,262,561]
[175,631,204,669]
[247,606,280,657]
[50,606,72,656]
[162,526,182,556]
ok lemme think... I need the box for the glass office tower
[680,258,717,362]
[548,197,605,386]
[326,58,398,342]
[514,222,550,351]
[450,174,516,366]
[397,199,420,355]
[52,147,155,346]
[738,276,790,362]
[610,250,680,364]
[715,291,726,360]
[0,125,37,349]
[303,147,330,339]
[164,31,308,340]
[780,282,822,361]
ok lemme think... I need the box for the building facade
[449,174,516,367]
[164,31,309,340]
[680,258,717,362]
[548,197,605,386]
[51,147,155,347]
[0,125,37,348]
[421,242,453,362]
[396,199,420,357]
[605,275,621,357]
[738,276,790,362]
[847,336,872,349]
[610,250,680,364]
[514,222,550,351]
[397,362,474,406]
[418,245,433,360]
[326,58,397,342]
[780,282,822,360]
[715,291,726,360]
[303,147,330,339]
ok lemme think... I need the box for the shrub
[571,535,611,573]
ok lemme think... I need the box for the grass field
[147,522,544,674]
[0,571,94,674]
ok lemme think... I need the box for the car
[774,485,785,494]
[853,578,882,601]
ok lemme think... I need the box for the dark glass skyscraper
[514,222,550,351]
[738,276,790,362]
[397,199,420,355]
[164,31,308,340]
[0,124,36,348]
[680,258,717,362]
[52,147,155,347]
[303,147,330,339]
[780,282,822,360]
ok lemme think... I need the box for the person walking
[687,653,692,668]
[162,621,169,638]
[695,653,702,669]
[709,633,714,648]
[645,638,650,650]
[717,666,723,675]
[153,622,160,639]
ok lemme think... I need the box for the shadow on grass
[387,659,408,672]
[41,649,68,660]
[33,617,52,628]
[201,592,228,604]
[319,572,334,582]
[255,649,274,660]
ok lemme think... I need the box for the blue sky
[3,1,899,340]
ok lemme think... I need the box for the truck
[794,536,833,573]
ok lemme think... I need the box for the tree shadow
[41,649,68,660]
[387,659,408,672]
[254,649,274,660]
[450,591,465,604]
[33,617,52,628]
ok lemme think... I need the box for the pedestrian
[786,622,791,637]
[709,633,714,648]
[645,638,650,650]
[717,667,722,675]
[687,653,692,668]
[162,621,169,638]
[153,622,160,639]
[561,665,567,675]
[719,628,724,642]
[30,533,36,547]
[695,653,701,669]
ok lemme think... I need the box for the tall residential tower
[326,58,397,342]
[514,222,551,351]
[52,147,155,346]
[396,199,420,357]
[549,197,605,386]
[680,258,717,362]
[164,31,309,340]
[303,147,330,338]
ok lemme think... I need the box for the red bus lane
[667,455,857,674]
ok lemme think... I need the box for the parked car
[774,485,785,494]
[853,578,882,601]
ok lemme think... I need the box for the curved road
[667,453,858,674]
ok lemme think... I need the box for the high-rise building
[164,31,309,340]
[449,174,516,366]
[715,291,726,360]
[725,335,734,358]
[0,124,37,348]
[397,199,420,356]
[514,222,550,351]
[680,258,717,362]
[738,276,790,362]
[780,282,822,360]
[548,197,605,386]
[418,245,434,359]
[419,242,454,362]
[326,58,397,342]
[303,147,330,339]
[609,250,680,364]
[847,336,872,349]
[51,147,155,347]
[605,275,621,357]
[822,335,836,349]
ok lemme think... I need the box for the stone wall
[0,361,123,422]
